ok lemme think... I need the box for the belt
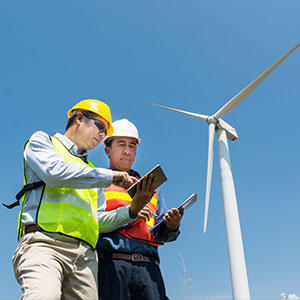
[24,224,42,235]
[98,252,159,266]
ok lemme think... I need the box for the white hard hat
[103,119,141,146]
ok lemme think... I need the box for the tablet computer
[127,164,167,198]
[177,193,197,210]
[150,193,197,235]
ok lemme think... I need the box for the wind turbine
[149,43,300,300]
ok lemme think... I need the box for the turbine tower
[149,43,300,300]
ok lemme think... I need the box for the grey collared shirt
[21,131,135,232]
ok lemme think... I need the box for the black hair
[105,138,113,148]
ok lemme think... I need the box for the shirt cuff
[118,206,137,222]
[154,226,181,243]
[165,230,181,242]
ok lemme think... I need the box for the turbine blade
[203,122,215,233]
[148,102,209,122]
[213,43,300,120]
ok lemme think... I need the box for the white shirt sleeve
[97,189,137,232]
[24,131,113,189]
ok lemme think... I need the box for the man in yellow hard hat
[96,119,184,300]
[11,100,155,300]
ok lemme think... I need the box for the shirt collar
[54,132,89,160]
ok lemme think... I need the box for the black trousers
[98,258,169,300]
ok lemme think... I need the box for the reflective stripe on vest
[18,136,99,248]
[103,184,163,246]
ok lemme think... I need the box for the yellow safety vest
[18,136,99,248]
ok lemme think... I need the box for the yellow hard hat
[67,99,114,136]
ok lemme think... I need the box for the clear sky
[1,1,300,299]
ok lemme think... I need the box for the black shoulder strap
[3,181,45,209]
[3,136,49,209]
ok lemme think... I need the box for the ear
[76,112,84,125]
[105,146,111,158]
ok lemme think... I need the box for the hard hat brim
[103,135,141,146]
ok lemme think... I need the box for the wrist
[112,171,119,182]
[129,206,138,219]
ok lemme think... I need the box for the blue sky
[1,1,300,299]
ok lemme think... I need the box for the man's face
[106,137,137,171]
[78,112,106,151]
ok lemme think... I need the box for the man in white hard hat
[96,119,184,300]
[9,100,155,300]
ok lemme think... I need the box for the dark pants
[98,258,169,300]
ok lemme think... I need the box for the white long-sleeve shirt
[21,131,135,232]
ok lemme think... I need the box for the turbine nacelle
[207,116,238,141]
[216,118,238,141]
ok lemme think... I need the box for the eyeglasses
[82,112,107,136]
